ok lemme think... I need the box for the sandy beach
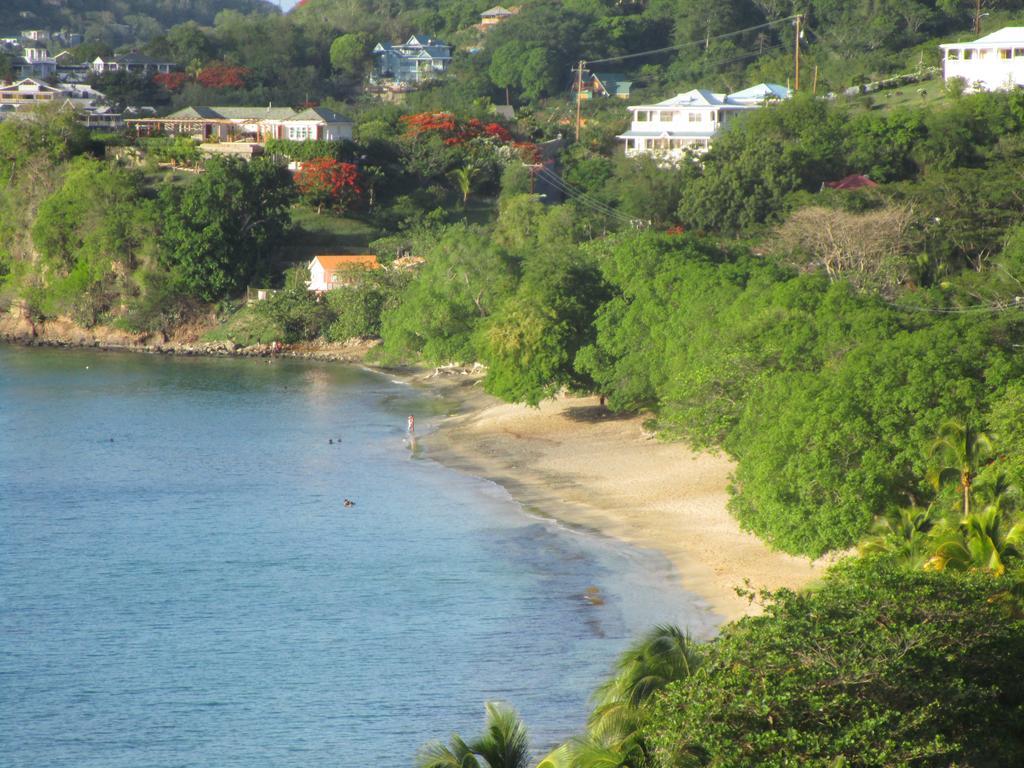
[423,375,829,624]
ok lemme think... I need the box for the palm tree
[417,702,530,768]
[581,625,701,766]
[925,507,1024,576]
[926,419,994,517]
[448,164,479,205]
[859,505,936,569]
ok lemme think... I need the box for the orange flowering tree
[294,157,364,214]
[196,63,251,89]
[153,72,189,92]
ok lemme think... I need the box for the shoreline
[0,314,378,363]
[3,328,831,623]
[412,372,830,624]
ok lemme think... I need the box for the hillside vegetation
[1,1,276,46]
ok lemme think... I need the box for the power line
[536,168,636,224]
[584,14,800,66]
[536,168,625,218]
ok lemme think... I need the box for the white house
[307,255,380,292]
[126,105,353,143]
[0,78,118,128]
[281,107,354,142]
[12,47,57,78]
[618,82,791,163]
[939,26,1024,91]
[91,52,175,75]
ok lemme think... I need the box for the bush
[252,286,333,343]
[648,559,1024,767]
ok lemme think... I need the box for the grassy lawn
[278,206,381,268]
[847,76,949,114]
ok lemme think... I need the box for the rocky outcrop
[0,312,379,363]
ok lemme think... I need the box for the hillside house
[126,105,353,143]
[372,35,452,85]
[480,6,518,27]
[91,52,175,76]
[618,82,791,163]
[12,47,56,78]
[940,26,1024,91]
[0,78,120,128]
[576,72,632,100]
[308,255,381,292]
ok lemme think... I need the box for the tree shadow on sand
[562,404,636,423]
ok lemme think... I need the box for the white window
[636,111,648,122]
[1016,48,1024,58]
[688,112,701,123]
[964,49,975,60]
[626,139,635,149]
[947,50,960,60]
[1000,49,1013,60]
[288,125,312,140]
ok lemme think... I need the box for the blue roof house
[371,35,453,85]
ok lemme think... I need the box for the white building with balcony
[618,82,790,163]
[940,27,1024,91]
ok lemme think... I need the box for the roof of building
[592,72,632,96]
[728,82,791,102]
[940,26,1024,47]
[630,83,791,110]
[374,35,452,60]
[823,174,879,191]
[481,5,515,17]
[98,52,175,66]
[0,77,61,92]
[165,105,298,121]
[311,255,381,272]
[287,106,353,123]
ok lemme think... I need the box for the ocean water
[0,346,717,768]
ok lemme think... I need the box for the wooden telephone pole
[794,14,801,91]
[575,59,585,142]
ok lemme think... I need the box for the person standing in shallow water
[407,414,415,434]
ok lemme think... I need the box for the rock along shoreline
[0,313,378,363]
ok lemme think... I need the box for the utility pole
[812,64,818,95]
[575,59,585,142]
[794,14,801,91]
[974,0,983,35]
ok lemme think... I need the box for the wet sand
[422,378,829,623]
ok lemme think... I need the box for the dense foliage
[647,560,1024,767]
[1,0,276,48]
[159,156,294,301]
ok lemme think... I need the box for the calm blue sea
[0,346,717,767]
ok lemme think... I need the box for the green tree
[29,157,158,325]
[448,164,479,205]
[926,419,994,518]
[329,32,370,79]
[648,559,1024,767]
[378,224,516,364]
[926,506,1024,576]
[418,702,530,768]
[158,156,294,301]
[479,213,608,405]
[0,103,90,180]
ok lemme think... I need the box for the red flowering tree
[400,113,517,146]
[196,63,251,89]
[294,158,364,214]
[153,72,188,92]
